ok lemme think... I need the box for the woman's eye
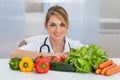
[50,23,56,27]
[60,23,65,27]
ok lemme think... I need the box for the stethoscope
[39,37,71,52]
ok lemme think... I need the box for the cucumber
[50,61,75,72]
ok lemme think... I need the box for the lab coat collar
[46,36,70,53]
[64,36,70,52]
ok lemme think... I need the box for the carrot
[106,65,120,76]
[95,68,102,74]
[99,60,113,69]
[101,63,116,75]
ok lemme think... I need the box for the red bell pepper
[35,58,50,73]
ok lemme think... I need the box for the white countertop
[0,58,120,80]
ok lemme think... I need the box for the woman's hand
[40,52,68,62]
[54,52,68,58]
[54,52,68,62]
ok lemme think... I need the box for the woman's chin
[53,36,63,40]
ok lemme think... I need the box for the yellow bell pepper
[19,57,34,72]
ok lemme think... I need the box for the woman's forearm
[10,49,39,59]
[9,49,66,59]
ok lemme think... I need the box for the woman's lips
[54,33,62,37]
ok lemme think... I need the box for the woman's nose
[55,26,61,31]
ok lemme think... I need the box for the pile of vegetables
[9,57,50,73]
[65,44,108,73]
[8,56,70,73]
[9,44,120,76]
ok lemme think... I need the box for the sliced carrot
[95,68,102,74]
[101,63,116,75]
[106,65,120,76]
[99,60,113,69]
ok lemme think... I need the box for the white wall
[25,13,44,37]
[25,0,44,37]
[0,0,25,58]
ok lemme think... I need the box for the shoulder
[24,35,48,48]
[19,38,45,52]
[66,37,87,49]
[30,38,43,45]
[25,35,48,43]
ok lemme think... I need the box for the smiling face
[44,5,69,41]
[45,15,68,40]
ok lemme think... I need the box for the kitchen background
[0,0,120,58]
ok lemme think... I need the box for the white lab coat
[19,36,86,53]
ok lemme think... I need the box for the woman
[10,5,85,59]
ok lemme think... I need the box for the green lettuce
[65,44,108,73]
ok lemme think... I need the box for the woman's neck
[49,37,65,53]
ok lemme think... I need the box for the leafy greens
[65,44,108,73]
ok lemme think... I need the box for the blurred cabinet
[99,0,120,57]
[25,0,44,37]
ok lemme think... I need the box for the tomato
[45,56,52,61]
[61,54,68,62]
[52,56,62,62]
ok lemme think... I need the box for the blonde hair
[45,5,69,28]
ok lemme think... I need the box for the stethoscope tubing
[39,37,71,52]
[39,37,50,52]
